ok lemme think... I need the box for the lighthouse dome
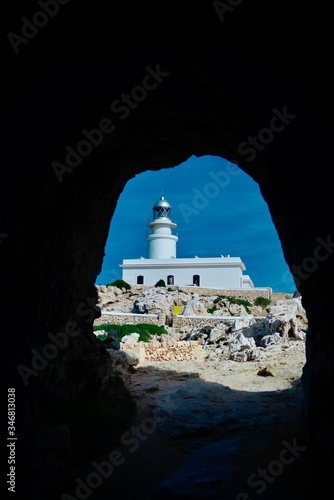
[152,195,173,219]
[154,196,171,208]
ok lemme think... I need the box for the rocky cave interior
[2,1,333,498]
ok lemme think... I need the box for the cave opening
[84,155,308,498]
[3,2,332,495]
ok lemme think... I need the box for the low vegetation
[106,279,131,290]
[254,296,271,307]
[154,279,166,287]
[93,323,168,342]
[207,295,271,315]
[208,295,252,314]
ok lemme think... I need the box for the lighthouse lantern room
[146,196,178,259]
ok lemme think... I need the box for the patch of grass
[207,307,216,314]
[200,326,212,335]
[254,296,271,307]
[95,332,108,341]
[106,279,131,290]
[212,295,252,314]
[155,279,166,287]
[93,323,167,342]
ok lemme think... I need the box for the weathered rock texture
[123,340,206,363]
[97,294,307,366]
[95,285,273,328]
[1,0,333,497]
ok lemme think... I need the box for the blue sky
[96,155,296,293]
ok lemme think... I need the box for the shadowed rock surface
[1,1,333,498]
[88,343,307,500]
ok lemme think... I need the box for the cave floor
[88,341,309,499]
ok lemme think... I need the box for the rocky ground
[95,284,289,317]
[88,340,307,500]
[87,288,308,500]
[89,287,309,499]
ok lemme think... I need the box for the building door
[137,275,144,284]
[167,275,174,285]
[193,274,200,286]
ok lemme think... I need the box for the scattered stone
[182,295,208,316]
[95,286,308,365]
[133,287,174,315]
[121,332,140,345]
[257,366,274,377]
[94,329,106,336]
[123,350,140,366]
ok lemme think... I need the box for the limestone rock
[123,350,140,366]
[107,350,133,384]
[228,303,248,316]
[94,329,106,336]
[133,286,174,315]
[208,325,229,343]
[260,332,283,347]
[265,313,300,339]
[211,297,230,315]
[182,295,207,316]
[295,330,307,340]
[176,292,191,305]
[96,284,134,312]
[185,326,210,343]
[227,332,257,361]
[231,318,254,332]
[250,305,265,316]
[121,333,140,345]
[266,297,308,335]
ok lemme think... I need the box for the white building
[120,195,254,289]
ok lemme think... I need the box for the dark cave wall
[2,0,334,495]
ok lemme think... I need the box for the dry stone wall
[171,286,272,300]
[172,315,265,330]
[95,285,272,329]
[95,312,266,330]
[129,285,272,300]
[94,312,266,330]
[94,313,162,327]
[121,341,205,362]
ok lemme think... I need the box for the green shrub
[232,298,252,314]
[138,323,167,334]
[95,332,108,341]
[106,279,131,290]
[254,297,271,308]
[154,279,166,287]
[207,307,216,314]
[200,326,212,335]
[213,295,252,313]
[93,323,167,342]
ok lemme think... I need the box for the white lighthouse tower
[146,195,178,259]
[120,194,256,289]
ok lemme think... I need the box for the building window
[193,275,200,286]
[137,275,144,284]
[167,275,174,285]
